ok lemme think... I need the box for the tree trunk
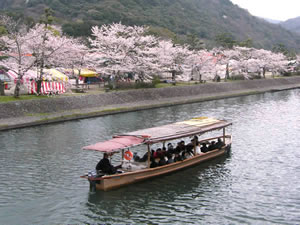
[171,70,176,85]
[0,80,5,96]
[14,80,21,97]
[37,65,44,95]
[76,69,81,88]
[214,74,221,82]
[225,63,230,81]
[199,72,202,83]
[76,77,79,87]
[263,67,266,79]
[37,79,42,95]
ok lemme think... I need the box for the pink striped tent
[7,70,18,83]
[6,70,66,95]
[6,70,38,83]
[27,80,66,95]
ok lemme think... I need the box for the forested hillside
[1,0,300,51]
[281,17,300,34]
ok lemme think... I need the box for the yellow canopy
[44,69,69,82]
[67,69,98,77]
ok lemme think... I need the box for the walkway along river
[0,89,299,224]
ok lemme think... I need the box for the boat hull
[85,142,231,191]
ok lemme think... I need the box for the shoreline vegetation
[1,74,298,103]
[0,76,300,131]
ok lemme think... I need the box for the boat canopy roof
[83,135,145,153]
[83,117,232,152]
[128,117,231,144]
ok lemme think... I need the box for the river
[0,89,299,225]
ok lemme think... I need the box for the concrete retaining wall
[1,77,300,119]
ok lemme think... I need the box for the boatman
[96,153,117,174]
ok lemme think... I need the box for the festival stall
[44,69,69,82]
[64,68,101,84]
[6,69,68,95]
[27,80,66,95]
[66,69,98,78]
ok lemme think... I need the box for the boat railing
[198,135,231,143]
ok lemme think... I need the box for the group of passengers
[96,137,225,174]
[134,136,225,168]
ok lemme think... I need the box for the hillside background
[281,17,300,35]
[1,0,300,51]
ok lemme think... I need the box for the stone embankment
[0,77,300,131]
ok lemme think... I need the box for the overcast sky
[230,0,300,21]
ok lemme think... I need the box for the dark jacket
[158,157,167,166]
[174,154,182,162]
[201,145,209,153]
[96,158,115,174]
[216,140,225,149]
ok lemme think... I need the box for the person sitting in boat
[153,148,162,159]
[134,151,148,162]
[162,148,169,163]
[96,153,118,174]
[180,140,186,150]
[133,152,141,162]
[208,141,217,151]
[174,142,181,154]
[141,152,149,162]
[167,143,174,154]
[175,141,186,154]
[152,149,161,165]
[200,142,209,153]
[150,158,158,168]
[150,149,155,161]
[166,153,174,164]
[195,142,201,155]
[158,155,167,166]
[216,138,225,149]
[184,150,194,159]
[174,152,183,162]
[162,147,167,157]
[185,142,195,156]
[191,136,199,145]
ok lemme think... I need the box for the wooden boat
[81,117,232,191]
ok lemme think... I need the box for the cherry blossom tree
[250,48,288,78]
[151,40,191,82]
[188,50,222,82]
[89,23,159,82]
[26,24,75,93]
[266,52,288,76]
[214,47,242,80]
[0,14,77,96]
[49,37,90,87]
[0,15,37,97]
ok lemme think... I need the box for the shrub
[249,74,262,79]
[134,82,155,89]
[282,72,292,76]
[228,75,245,80]
[152,75,161,86]
[105,83,114,90]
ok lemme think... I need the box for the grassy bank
[0,95,48,103]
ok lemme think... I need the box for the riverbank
[0,76,300,131]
